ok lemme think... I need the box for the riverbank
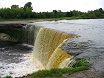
[0,17,77,24]
[0,17,104,24]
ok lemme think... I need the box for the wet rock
[63,70,104,78]
[0,24,25,29]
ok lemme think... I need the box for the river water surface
[0,19,104,77]
[34,19,104,71]
[35,19,104,47]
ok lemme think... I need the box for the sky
[0,0,104,12]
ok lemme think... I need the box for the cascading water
[0,24,78,77]
[33,27,77,69]
[0,24,43,77]
[22,24,42,45]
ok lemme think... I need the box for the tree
[24,2,32,9]
[53,10,57,14]
[11,5,19,8]
[99,8,103,13]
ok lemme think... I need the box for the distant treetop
[24,2,32,9]
[11,5,19,8]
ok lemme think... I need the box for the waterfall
[22,24,42,45]
[46,46,71,69]
[33,27,77,69]
[0,23,78,70]
[0,23,82,77]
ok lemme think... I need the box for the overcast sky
[0,0,104,12]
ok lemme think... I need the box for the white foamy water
[0,53,39,78]
[0,43,40,78]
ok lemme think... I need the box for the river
[0,19,104,77]
[34,19,104,71]
[35,19,104,47]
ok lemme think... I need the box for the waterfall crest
[23,25,42,45]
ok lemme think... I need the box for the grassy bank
[0,17,104,24]
[4,58,89,78]
[20,58,89,78]
[0,17,79,22]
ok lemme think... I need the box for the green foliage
[72,58,89,68]
[3,76,12,78]
[0,2,104,19]
[22,58,89,78]
[31,69,63,77]
[0,8,32,19]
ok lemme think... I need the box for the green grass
[20,58,89,78]
[3,76,12,78]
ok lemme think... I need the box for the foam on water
[0,53,39,78]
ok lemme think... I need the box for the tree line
[0,2,104,19]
